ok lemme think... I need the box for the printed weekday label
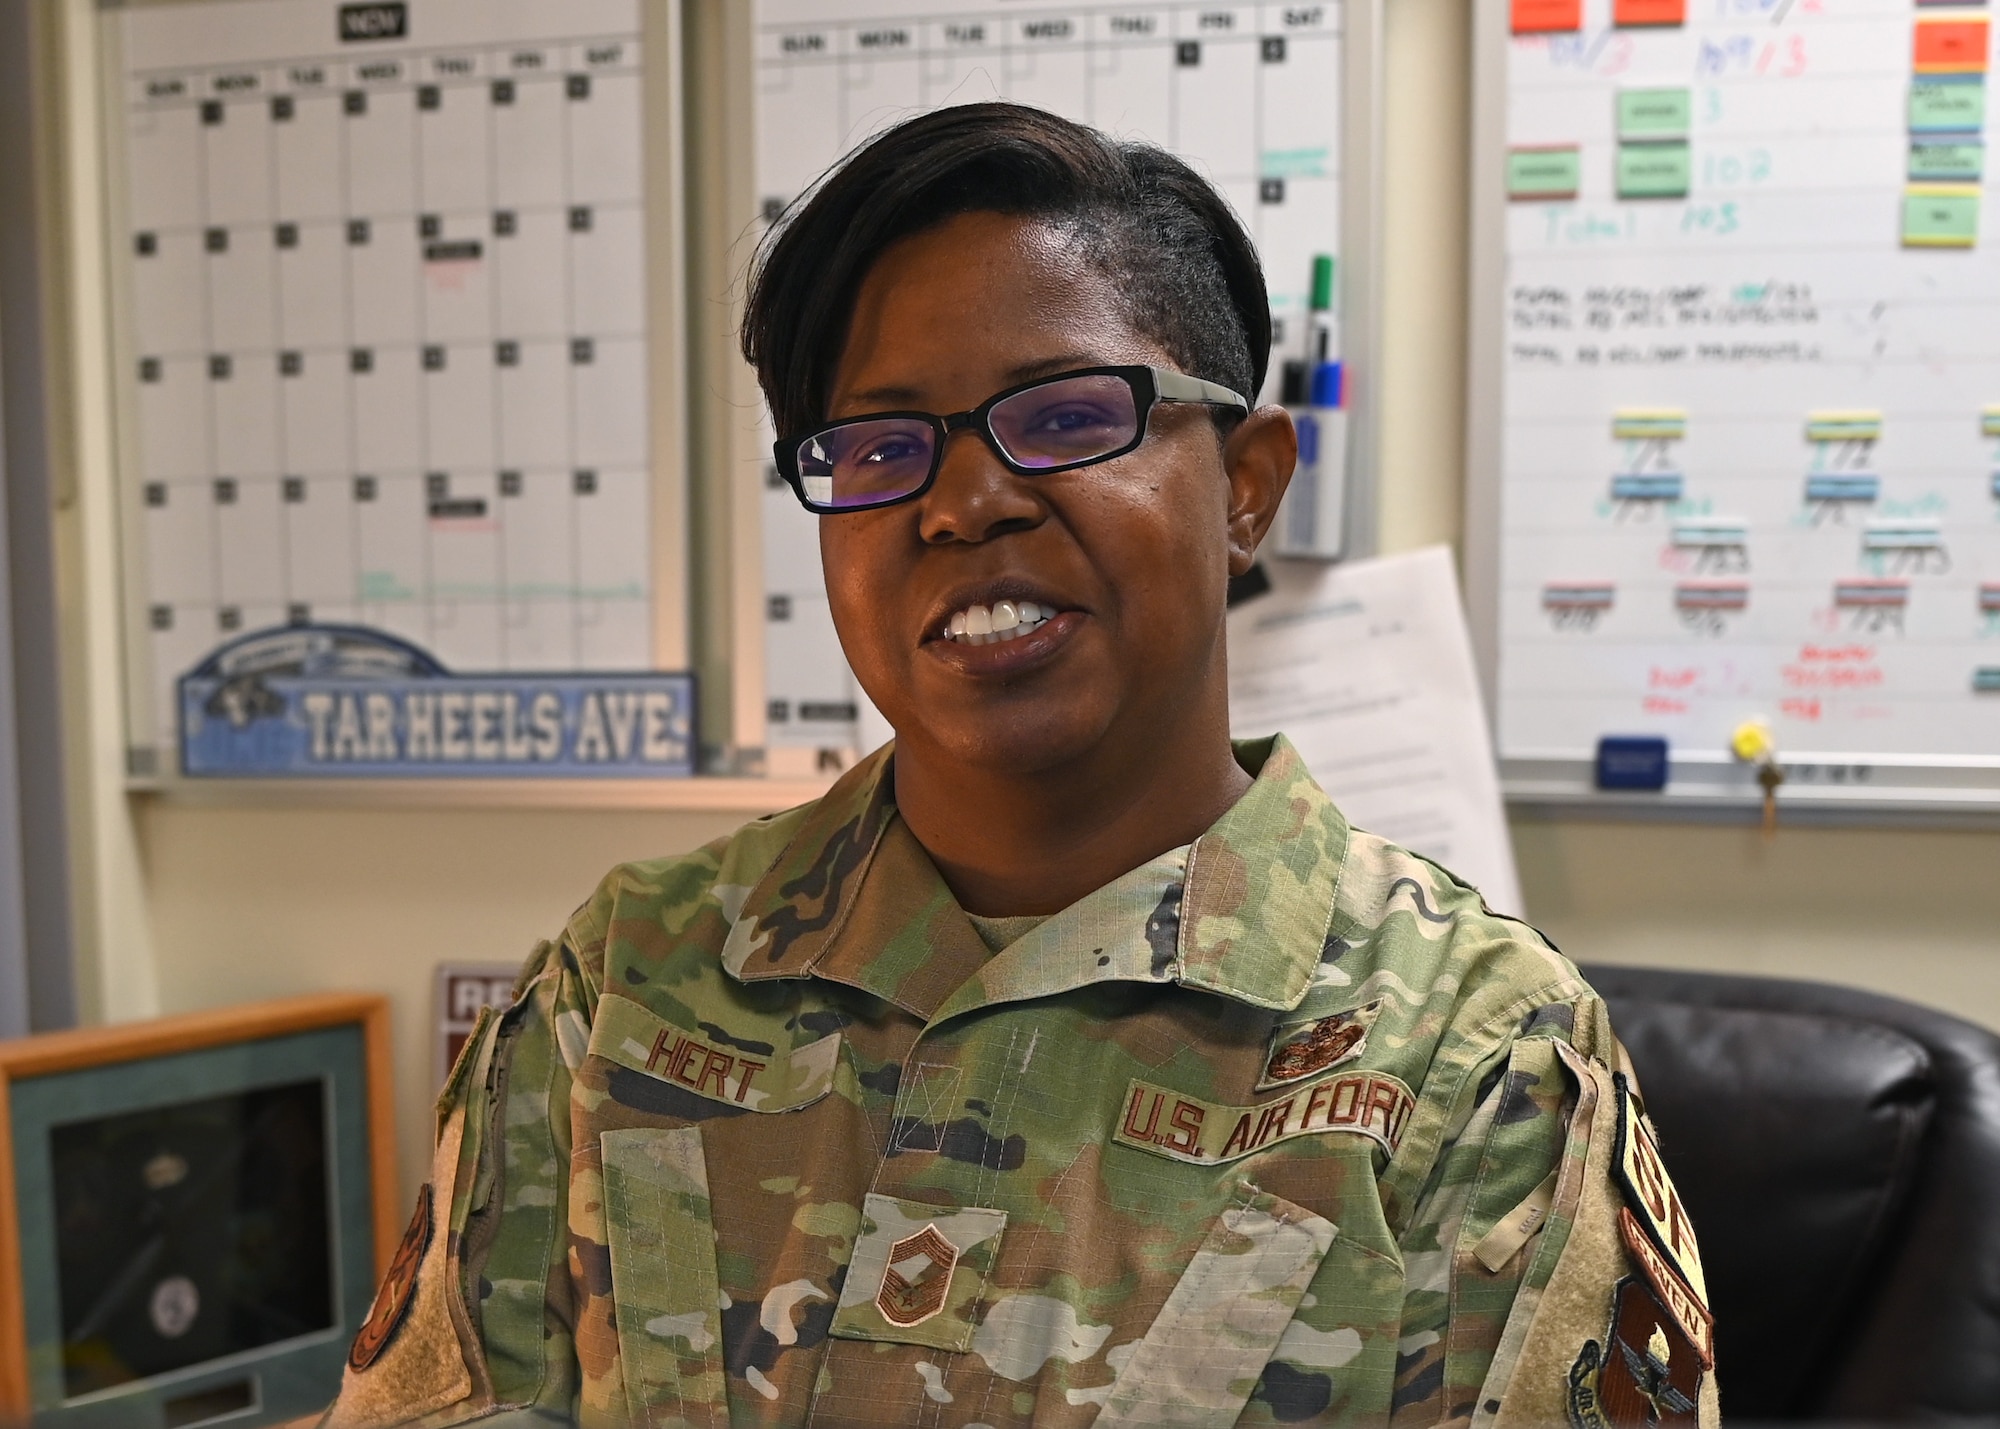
[1114,1069,1417,1164]
[592,994,841,1113]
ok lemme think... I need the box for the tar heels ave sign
[180,626,695,778]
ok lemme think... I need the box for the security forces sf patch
[876,1223,960,1328]
[1258,999,1383,1089]
[1567,1277,1704,1429]
[349,1183,432,1371]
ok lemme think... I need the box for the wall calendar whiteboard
[751,0,1381,763]
[104,0,676,775]
[1467,0,2000,813]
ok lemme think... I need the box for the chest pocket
[581,998,845,1425]
[1092,1182,1335,1427]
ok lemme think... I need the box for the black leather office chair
[1582,964,2000,1423]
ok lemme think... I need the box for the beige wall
[137,803,748,1195]
[56,0,2000,1198]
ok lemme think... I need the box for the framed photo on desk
[0,995,397,1427]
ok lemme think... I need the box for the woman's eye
[855,436,926,465]
[1030,405,1113,433]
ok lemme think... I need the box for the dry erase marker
[1276,357,1348,561]
[1309,254,1339,363]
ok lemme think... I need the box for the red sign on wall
[434,963,520,1086]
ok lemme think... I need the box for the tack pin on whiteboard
[1731,720,1785,838]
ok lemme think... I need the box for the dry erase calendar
[752,0,1381,760]
[106,0,670,774]
[1467,0,2000,811]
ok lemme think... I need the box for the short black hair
[741,102,1270,438]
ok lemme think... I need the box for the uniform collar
[720,734,1346,1021]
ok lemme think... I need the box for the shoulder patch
[1619,1208,1714,1368]
[590,993,841,1113]
[1611,1072,1707,1307]
[1114,1069,1415,1164]
[1567,1276,1704,1429]
[1257,1000,1381,1089]
[348,1183,432,1371]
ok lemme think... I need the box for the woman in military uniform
[324,103,1717,1429]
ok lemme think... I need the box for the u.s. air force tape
[1113,1068,1417,1164]
[589,994,842,1113]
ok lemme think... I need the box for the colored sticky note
[1618,142,1692,199]
[1805,410,1884,442]
[1910,76,1986,131]
[1910,138,1985,180]
[1982,405,2000,437]
[1914,17,1990,73]
[1618,88,1693,140]
[1612,408,1688,440]
[1513,0,1583,32]
[1903,184,1981,246]
[1615,0,1686,24]
[1508,146,1583,200]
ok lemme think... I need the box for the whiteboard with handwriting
[753,0,1364,757]
[1466,0,2000,811]
[107,0,665,772]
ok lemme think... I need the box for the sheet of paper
[1228,546,1525,917]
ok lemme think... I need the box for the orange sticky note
[1914,17,1990,73]
[1514,0,1584,33]
[1616,0,1687,26]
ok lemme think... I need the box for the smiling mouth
[941,600,1055,646]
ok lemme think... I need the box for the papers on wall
[1229,547,1526,916]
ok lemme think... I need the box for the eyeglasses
[773,364,1250,514]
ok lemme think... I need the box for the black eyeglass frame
[772,364,1251,515]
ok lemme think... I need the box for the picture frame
[0,994,398,1426]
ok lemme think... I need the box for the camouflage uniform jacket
[325,736,1719,1428]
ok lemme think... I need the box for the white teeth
[941,601,1057,646]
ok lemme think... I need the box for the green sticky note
[1508,146,1583,199]
[1618,142,1692,199]
[1618,87,1692,140]
[1903,185,1980,246]
[1910,138,1985,181]
[1909,77,1985,132]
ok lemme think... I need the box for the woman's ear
[1221,406,1298,576]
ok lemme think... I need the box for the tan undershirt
[964,912,1051,954]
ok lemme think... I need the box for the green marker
[1310,254,1336,311]
[1309,254,1338,362]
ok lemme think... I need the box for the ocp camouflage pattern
[322,735,1718,1427]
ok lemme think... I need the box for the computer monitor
[0,995,398,1428]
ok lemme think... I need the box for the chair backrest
[1581,963,2000,1422]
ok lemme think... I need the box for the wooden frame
[0,992,397,1415]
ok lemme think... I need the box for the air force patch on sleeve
[1257,999,1382,1090]
[1611,1072,1708,1309]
